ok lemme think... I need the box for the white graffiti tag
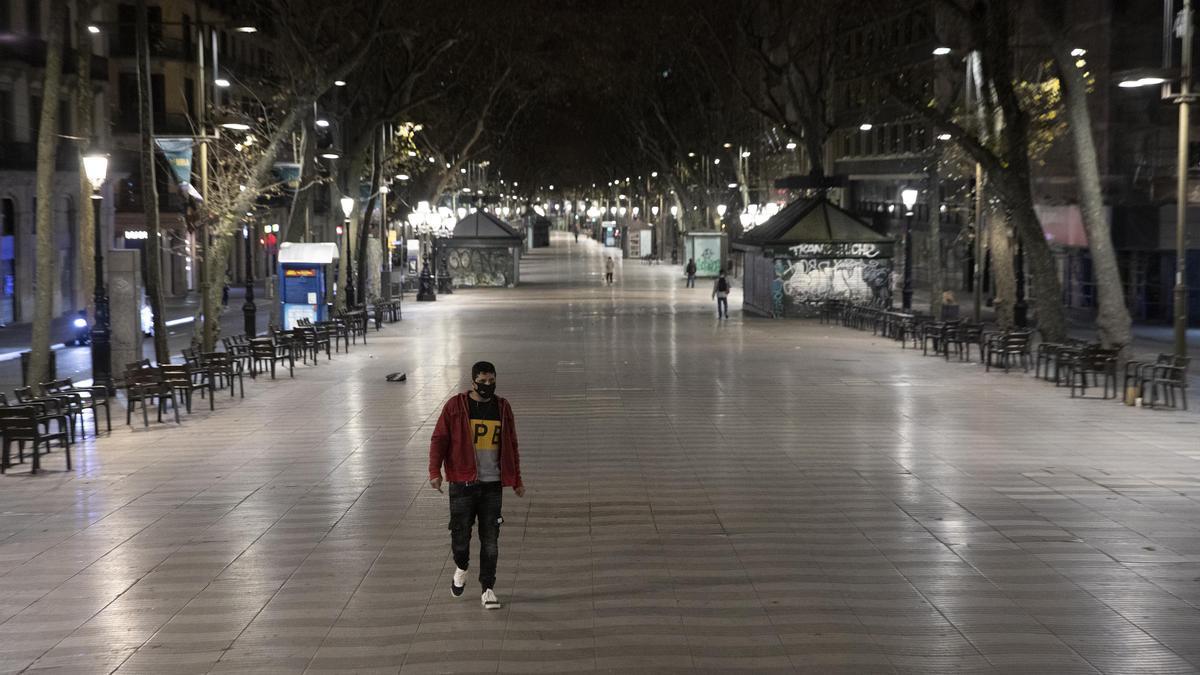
[778,258,891,303]
[787,242,881,258]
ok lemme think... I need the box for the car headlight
[73,317,89,328]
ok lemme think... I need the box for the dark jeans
[686,275,695,288]
[717,296,728,317]
[448,481,503,591]
[605,272,613,283]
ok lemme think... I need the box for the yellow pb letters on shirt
[471,419,501,451]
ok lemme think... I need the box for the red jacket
[429,392,523,488]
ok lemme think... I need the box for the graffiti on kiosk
[447,248,513,287]
[696,244,721,275]
[778,258,891,303]
[787,242,882,259]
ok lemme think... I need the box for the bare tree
[1039,1,1132,353]
[137,0,169,361]
[889,0,1069,340]
[28,0,67,385]
[189,0,390,344]
[75,0,95,320]
[713,0,842,179]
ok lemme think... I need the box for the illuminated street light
[859,123,873,131]
[932,46,952,56]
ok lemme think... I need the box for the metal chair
[1147,356,1190,410]
[40,378,111,435]
[0,406,71,474]
[203,352,245,399]
[125,366,181,427]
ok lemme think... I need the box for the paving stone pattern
[0,232,1198,673]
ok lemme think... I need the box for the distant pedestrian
[429,361,525,610]
[221,282,230,306]
[712,270,731,319]
[573,225,579,243]
[605,256,614,284]
[685,258,696,288]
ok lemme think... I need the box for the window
[182,14,192,56]
[58,98,70,136]
[118,73,138,129]
[0,90,12,142]
[1,199,14,237]
[117,4,136,55]
[24,0,37,33]
[29,95,40,142]
[185,77,195,119]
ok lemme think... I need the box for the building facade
[0,0,112,325]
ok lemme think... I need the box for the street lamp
[340,196,356,306]
[900,188,918,311]
[1116,1,1192,357]
[82,150,113,394]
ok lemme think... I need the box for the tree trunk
[1048,37,1133,353]
[29,0,66,386]
[202,232,230,350]
[137,0,168,362]
[928,149,943,318]
[993,170,1068,341]
[988,207,1016,330]
[75,0,95,321]
[357,131,382,304]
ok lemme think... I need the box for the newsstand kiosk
[278,242,339,330]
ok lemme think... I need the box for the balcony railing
[0,143,80,172]
[0,35,109,79]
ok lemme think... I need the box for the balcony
[0,143,80,172]
[113,112,198,137]
[0,35,110,80]
[110,36,195,62]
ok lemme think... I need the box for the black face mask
[475,382,496,399]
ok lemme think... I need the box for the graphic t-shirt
[468,397,501,482]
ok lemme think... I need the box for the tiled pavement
[0,232,1198,674]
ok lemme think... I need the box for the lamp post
[900,188,918,311]
[83,150,113,393]
[1175,0,1193,358]
[242,220,256,336]
[340,196,355,307]
[1116,0,1192,357]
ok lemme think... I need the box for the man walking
[712,269,731,319]
[685,258,696,288]
[429,361,525,609]
[604,256,615,284]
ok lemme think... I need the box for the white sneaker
[481,588,502,610]
[451,567,467,597]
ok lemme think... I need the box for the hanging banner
[154,138,195,190]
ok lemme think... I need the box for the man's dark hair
[472,361,496,379]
